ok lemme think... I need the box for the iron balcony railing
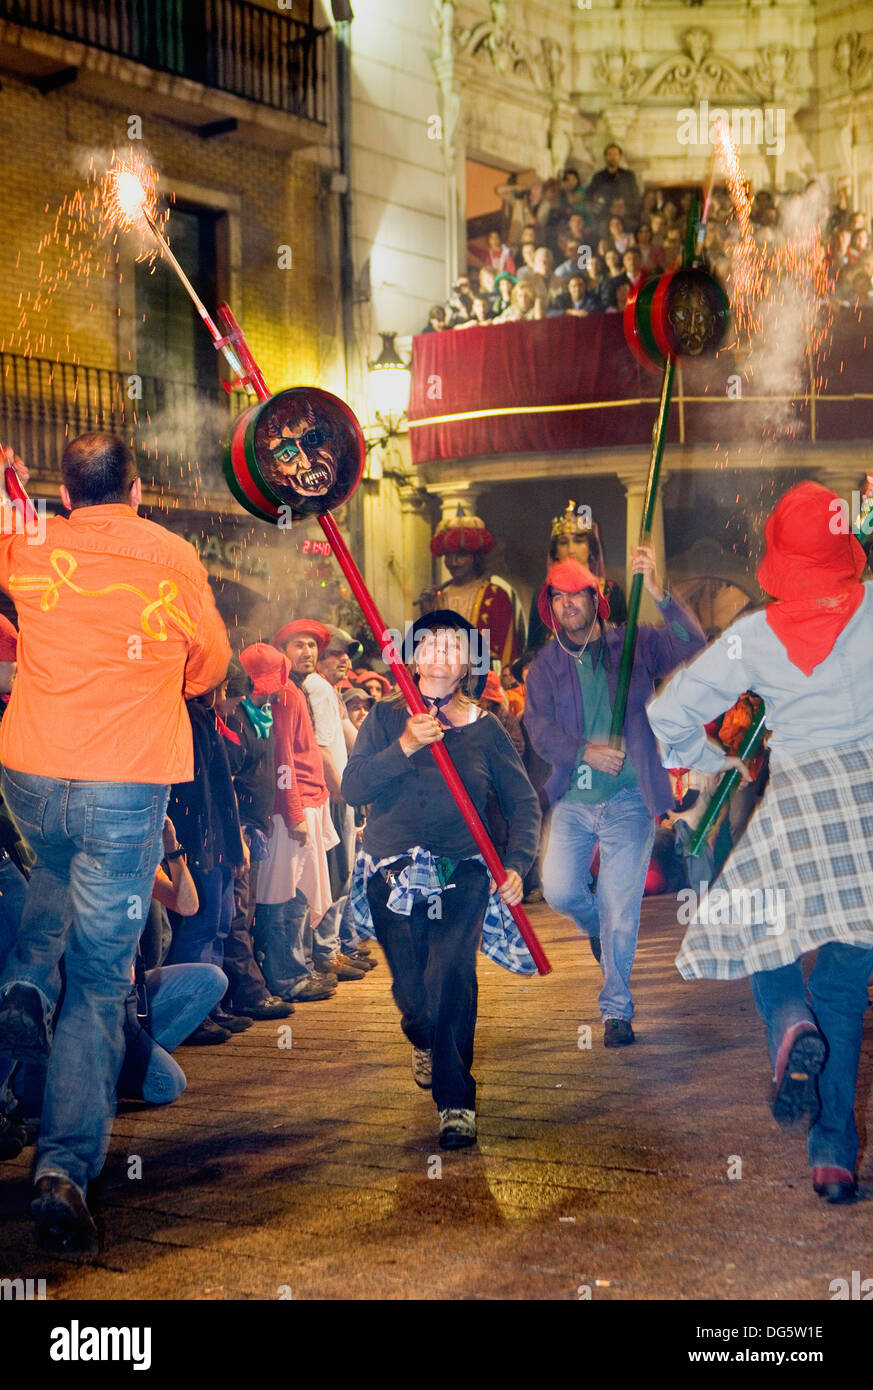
[0,352,250,495]
[0,0,328,122]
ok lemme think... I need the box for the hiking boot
[412,1047,433,1089]
[285,976,336,1003]
[439,1108,477,1150]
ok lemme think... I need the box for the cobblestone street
[1,896,871,1301]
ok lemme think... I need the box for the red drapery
[408,308,873,465]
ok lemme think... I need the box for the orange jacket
[0,504,230,783]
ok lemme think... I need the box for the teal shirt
[564,644,639,804]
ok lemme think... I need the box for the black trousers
[366,859,489,1112]
[222,860,270,1009]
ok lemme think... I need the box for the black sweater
[341,700,541,878]
[226,706,274,835]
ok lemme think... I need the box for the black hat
[225,660,253,700]
[402,609,489,699]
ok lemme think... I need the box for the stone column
[616,464,668,625]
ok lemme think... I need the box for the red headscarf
[757,481,866,675]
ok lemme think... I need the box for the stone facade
[348,0,873,632]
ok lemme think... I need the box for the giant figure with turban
[418,514,524,670]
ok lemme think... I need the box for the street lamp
[367,331,411,438]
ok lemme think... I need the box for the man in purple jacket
[524,549,704,1045]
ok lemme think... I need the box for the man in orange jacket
[0,433,230,1257]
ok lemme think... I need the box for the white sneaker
[412,1047,432,1089]
[439,1108,477,1149]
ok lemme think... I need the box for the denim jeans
[166,866,233,970]
[11,961,228,1116]
[542,786,656,1021]
[253,891,312,997]
[751,943,873,1172]
[0,768,168,1194]
[136,963,228,1103]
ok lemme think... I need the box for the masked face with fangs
[262,402,338,499]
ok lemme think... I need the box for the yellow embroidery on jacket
[9,549,196,641]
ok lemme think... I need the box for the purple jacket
[523,595,705,816]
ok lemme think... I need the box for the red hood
[239,643,289,699]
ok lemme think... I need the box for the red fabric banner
[408,308,873,465]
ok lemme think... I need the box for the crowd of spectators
[420,144,873,334]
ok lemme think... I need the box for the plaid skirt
[676,735,873,981]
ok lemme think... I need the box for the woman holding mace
[648,481,873,1204]
[342,610,541,1150]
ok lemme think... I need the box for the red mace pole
[215,305,551,975]
[318,512,551,975]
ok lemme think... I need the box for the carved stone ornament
[593,48,642,97]
[750,45,797,99]
[833,31,873,90]
[454,0,565,94]
[631,28,762,103]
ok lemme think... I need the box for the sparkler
[101,157,248,386]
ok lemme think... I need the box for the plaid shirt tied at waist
[350,845,537,976]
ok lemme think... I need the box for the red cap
[481,670,506,704]
[273,618,331,656]
[240,643,289,699]
[352,668,392,696]
[0,615,17,663]
[536,558,611,628]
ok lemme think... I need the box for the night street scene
[0,0,872,1353]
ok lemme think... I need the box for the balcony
[408,306,873,468]
[0,351,250,506]
[0,0,329,146]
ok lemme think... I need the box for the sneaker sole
[439,1130,477,1150]
[772,1032,827,1126]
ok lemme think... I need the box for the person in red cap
[240,641,338,1004]
[272,620,368,982]
[648,480,873,1205]
[525,544,704,1047]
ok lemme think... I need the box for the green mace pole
[607,358,675,748]
[608,201,700,750]
[688,703,768,856]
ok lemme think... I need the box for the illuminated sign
[301,539,333,557]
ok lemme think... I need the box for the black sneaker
[211,1007,253,1034]
[603,1018,634,1047]
[346,951,377,972]
[229,996,294,1020]
[182,1017,231,1045]
[0,983,52,1062]
[32,1175,99,1259]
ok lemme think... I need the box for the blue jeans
[542,787,655,1021]
[0,769,168,1194]
[166,866,233,970]
[254,891,312,997]
[8,962,227,1117]
[751,943,873,1172]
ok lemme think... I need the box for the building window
[135,203,223,389]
